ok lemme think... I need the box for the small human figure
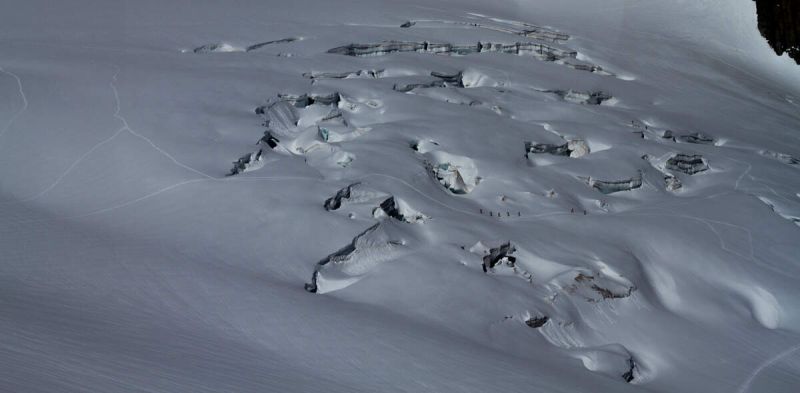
[583,210,587,215]
[490,212,493,217]
[506,211,510,217]
[570,208,574,213]
[480,208,483,214]
[518,211,521,216]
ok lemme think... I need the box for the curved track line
[18,127,127,203]
[737,344,800,393]
[0,65,28,138]
[110,68,216,180]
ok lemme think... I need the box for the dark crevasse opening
[753,0,800,64]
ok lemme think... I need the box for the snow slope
[1,0,799,392]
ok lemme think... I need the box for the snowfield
[1,0,799,392]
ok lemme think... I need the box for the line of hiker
[476,207,588,217]
[479,208,521,217]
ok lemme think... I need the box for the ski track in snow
[9,69,216,205]
[109,69,217,181]
[9,167,570,225]
[3,2,800,392]
[0,65,28,138]
[17,127,128,203]
[737,343,800,393]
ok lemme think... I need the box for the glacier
[1,0,799,392]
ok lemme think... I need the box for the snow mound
[305,223,405,294]
[424,151,480,194]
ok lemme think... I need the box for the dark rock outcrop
[753,0,800,64]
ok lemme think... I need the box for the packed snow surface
[1,0,799,392]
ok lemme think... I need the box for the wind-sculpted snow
[399,16,570,43]
[3,1,800,393]
[424,150,480,194]
[570,345,639,383]
[305,223,405,294]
